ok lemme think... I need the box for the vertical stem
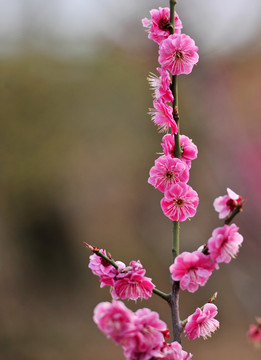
[169,281,182,343]
[170,0,181,261]
[170,221,181,343]
[169,0,182,344]
[172,221,179,260]
[170,0,177,30]
[173,76,181,159]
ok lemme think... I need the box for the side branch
[84,242,169,302]
[153,288,170,301]
[224,202,245,224]
[202,201,245,255]
[84,242,119,269]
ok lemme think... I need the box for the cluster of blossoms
[94,301,192,360]
[143,8,199,222]
[170,188,244,293]
[87,5,246,360]
[88,247,155,301]
[89,186,244,356]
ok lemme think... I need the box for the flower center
[165,170,174,179]
[176,198,184,206]
[158,17,171,31]
[226,197,241,211]
[221,237,228,247]
[175,51,183,60]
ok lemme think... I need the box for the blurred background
[0,0,261,359]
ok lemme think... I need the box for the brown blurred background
[0,0,261,359]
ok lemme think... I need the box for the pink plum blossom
[148,67,174,103]
[153,341,193,359]
[93,301,135,345]
[248,325,261,345]
[161,134,198,168]
[159,34,199,75]
[213,188,242,219]
[88,250,125,288]
[248,318,261,347]
[150,99,178,134]
[112,260,155,301]
[185,303,219,340]
[123,308,168,360]
[161,182,199,222]
[142,8,182,44]
[148,155,189,193]
[207,224,243,269]
[169,251,214,292]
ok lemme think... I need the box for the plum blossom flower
[88,250,125,288]
[123,308,168,360]
[142,8,182,44]
[213,188,242,219]
[169,251,214,292]
[148,67,173,103]
[207,224,243,269]
[159,34,199,75]
[112,260,155,301]
[93,301,135,344]
[248,318,261,347]
[161,182,199,222]
[153,341,193,360]
[150,99,178,134]
[161,134,198,168]
[185,303,219,340]
[148,155,189,193]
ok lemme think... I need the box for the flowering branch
[180,292,218,328]
[202,196,245,255]
[88,3,246,359]
[84,242,169,301]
